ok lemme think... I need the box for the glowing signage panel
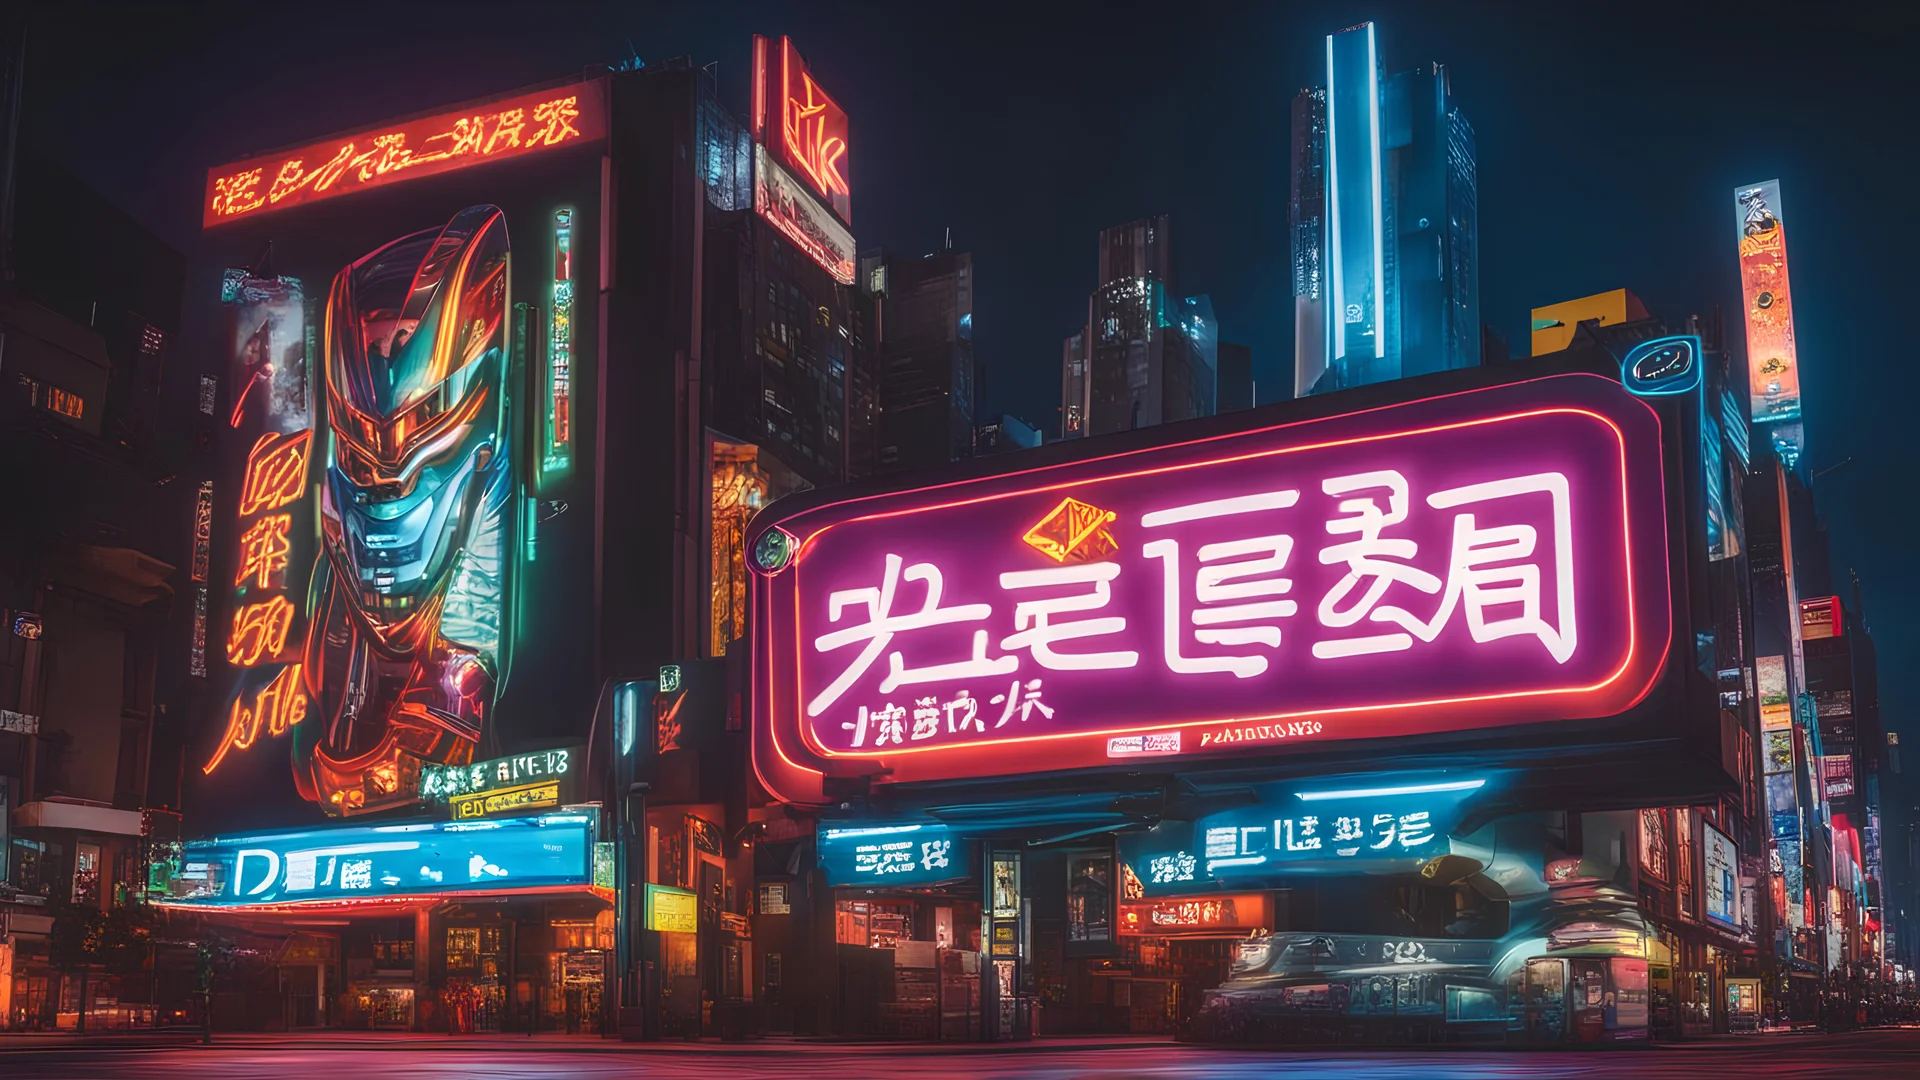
[754,36,851,224]
[1798,596,1841,641]
[754,145,856,285]
[152,812,594,909]
[205,84,603,226]
[420,748,575,803]
[751,374,1672,799]
[818,823,969,888]
[1118,893,1271,936]
[1122,778,1484,895]
[451,781,561,820]
[1757,655,1791,732]
[1734,181,1800,426]
[646,884,698,933]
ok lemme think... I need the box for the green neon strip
[542,208,575,486]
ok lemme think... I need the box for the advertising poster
[1702,822,1739,930]
[1734,181,1801,425]
[1756,656,1791,731]
[194,80,607,825]
[1798,596,1841,640]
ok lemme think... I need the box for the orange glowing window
[44,386,84,420]
[205,83,603,227]
[235,513,293,590]
[203,663,308,774]
[227,595,296,667]
[239,430,313,516]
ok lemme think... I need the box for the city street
[5,1030,1920,1080]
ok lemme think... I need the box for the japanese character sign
[205,85,603,226]
[754,374,1671,798]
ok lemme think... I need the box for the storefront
[812,823,983,1039]
[151,809,612,1032]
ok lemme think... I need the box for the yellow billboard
[1529,289,1649,356]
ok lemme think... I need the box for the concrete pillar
[414,907,432,1031]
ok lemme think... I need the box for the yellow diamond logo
[1023,497,1118,563]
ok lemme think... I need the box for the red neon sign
[1118,894,1271,936]
[754,35,851,225]
[204,83,604,227]
[750,374,1675,805]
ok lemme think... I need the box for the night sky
[20,2,1919,781]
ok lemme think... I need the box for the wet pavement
[4,1026,1918,1079]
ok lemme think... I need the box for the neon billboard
[754,35,851,225]
[1734,181,1800,426]
[205,83,603,227]
[754,145,856,285]
[751,374,1673,801]
[205,207,522,819]
[206,274,315,776]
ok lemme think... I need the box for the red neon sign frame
[749,373,1675,806]
[204,82,604,227]
[754,35,851,225]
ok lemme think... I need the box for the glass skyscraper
[1292,21,1479,397]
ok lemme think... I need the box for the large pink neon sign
[751,374,1672,803]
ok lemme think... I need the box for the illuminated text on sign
[752,375,1672,796]
[205,88,598,226]
[815,467,1577,752]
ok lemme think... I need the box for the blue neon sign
[1620,335,1702,397]
[154,812,596,907]
[818,823,970,888]
[1121,778,1486,896]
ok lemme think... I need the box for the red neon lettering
[203,663,308,774]
[227,595,295,667]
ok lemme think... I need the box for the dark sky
[20,1,1920,763]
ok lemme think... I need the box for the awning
[14,800,144,836]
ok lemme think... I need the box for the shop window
[373,938,414,968]
[73,843,101,904]
[446,927,480,972]
[554,922,598,950]
[709,438,809,657]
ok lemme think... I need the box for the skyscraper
[1061,327,1088,439]
[871,247,977,473]
[1065,216,1215,438]
[1292,22,1479,396]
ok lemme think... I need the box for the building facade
[869,249,976,475]
[138,39,883,1038]
[1,146,189,1030]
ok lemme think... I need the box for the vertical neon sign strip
[1325,32,1343,362]
[544,207,575,485]
[1366,22,1385,361]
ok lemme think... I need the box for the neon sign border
[787,406,1649,761]
[751,373,1673,797]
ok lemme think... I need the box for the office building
[1064,217,1215,438]
[869,248,977,474]
[1292,22,1479,396]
